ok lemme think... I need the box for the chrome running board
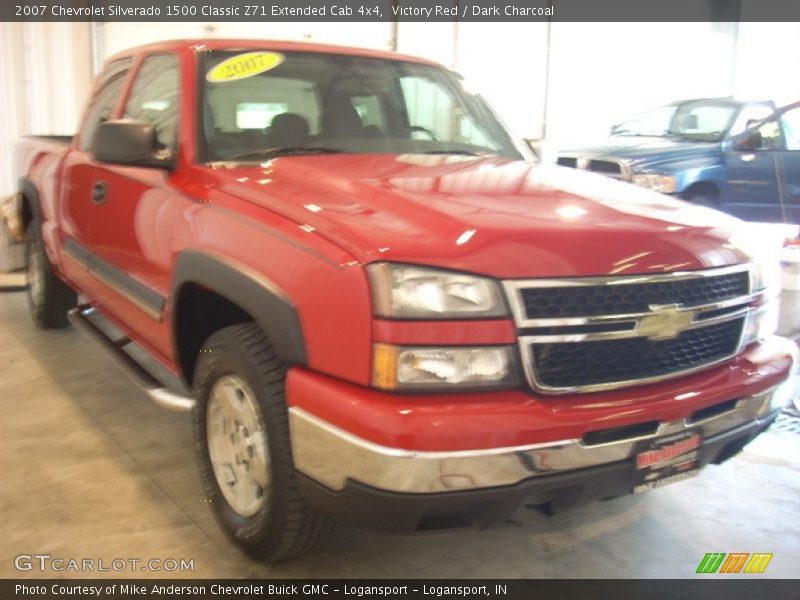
[67,305,195,412]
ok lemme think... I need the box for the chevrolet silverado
[13,40,798,561]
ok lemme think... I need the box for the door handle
[91,181,108,205]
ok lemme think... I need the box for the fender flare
[673,161,726,197]
[171,249,308,368]
[681,179,721,203]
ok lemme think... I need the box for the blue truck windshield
[613,100,738,143]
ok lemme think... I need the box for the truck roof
[106,38,439,67]
[670,97,772,107]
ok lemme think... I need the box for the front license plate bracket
[633,428,703,494]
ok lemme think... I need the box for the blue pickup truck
[557,98,800,224]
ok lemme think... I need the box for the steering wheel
[409,126,438,141]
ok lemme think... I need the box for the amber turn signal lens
[372,343,399,390]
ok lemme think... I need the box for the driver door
[87,54,181,357]
[59,59,131,290]
[774,104,800,224]
[723,115,784,223]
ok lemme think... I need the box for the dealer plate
[633,428,703,494]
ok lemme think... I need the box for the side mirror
[92,120,173,169]
[734,130,763,152]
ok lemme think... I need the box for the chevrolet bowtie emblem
[638,304,697,340]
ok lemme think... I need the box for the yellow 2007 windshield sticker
[206,52,284,83]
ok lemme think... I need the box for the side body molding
[171,249,308,367]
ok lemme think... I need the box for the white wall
[0,23,27,199]
[0,22,91,197]
[545,22,739,145]
[101,21,394,59]
[3,20,799,198]
[734,22,800,106]
[396,22,457,67]
[455,22,549,140]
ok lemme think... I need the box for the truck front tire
[191,323,331,562]
[26,223,76,328]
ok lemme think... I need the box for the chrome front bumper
[290,377,795,494]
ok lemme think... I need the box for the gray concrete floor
[1,289,799,579]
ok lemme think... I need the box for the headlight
[631,173,677,194]
[372,344,518,390]
[367,263,507,319]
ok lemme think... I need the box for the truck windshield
[612,100,738,143]
[199,49,521,162]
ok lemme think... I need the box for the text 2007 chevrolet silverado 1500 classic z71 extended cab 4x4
[14,40,798,561]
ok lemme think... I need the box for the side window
[753,119,784,151]
[781,107,800,151]
[79,59,131,151]
[124,54,180,151]
[235,102,288,129]
[729,104,774,136]
[207,76,319,134]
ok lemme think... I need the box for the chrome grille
[530,319,743,389]
[503,265,755,394]
[520,269,749,319]
[586,159,622,176]
[556,157,578,168]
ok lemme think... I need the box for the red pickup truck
[14,39,798,561]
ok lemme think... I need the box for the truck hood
[208,154,753,278]
[560,136,718,168]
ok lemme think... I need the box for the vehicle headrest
[321,93,363,138]
[267,112,310,147]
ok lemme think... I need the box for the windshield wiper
[668,131,722,143]
[421,149,483,156]
[228,147,344,161]
[614,130,672,137]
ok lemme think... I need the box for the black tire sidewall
[26,225,49,324]
[191,329,292,554]
[686,193,720,210]
[25,222,75,328]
